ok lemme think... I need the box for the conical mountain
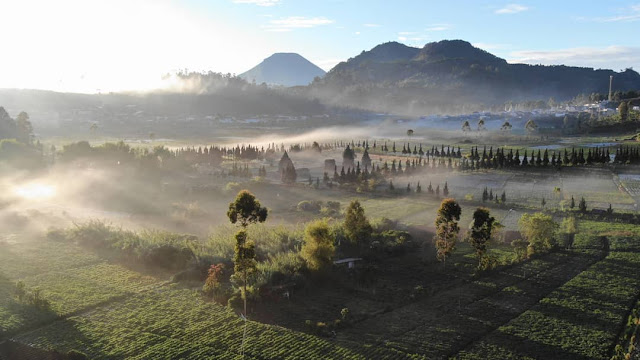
[240,53,326,87]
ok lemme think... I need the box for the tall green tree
[469,207,496,262]
[233,230,256,316]
[343,200,372,247]
[301,219,335,272]
[227,190,267,315]
[434,198,461,268]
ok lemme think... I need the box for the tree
[462,121,471,133]
[443,182,449,196]
[618,101,629,121]
[15,111,33,144]
[344,200,372,247]
[434,198,461,268]
[469,207,496,263]
[477,119,486,132]
[233,230,256,315]
[500,121,512,135]
[518,212,558,256]
[579,197,587,213]
[407,129,414,137]
[281,163,297,184]
[301,219,335,272]
[559,217,577,248]
[570,195,575,209]
[227,190,267,316]
[525,119,538,135]
[227,190,268,228]
[203,263,225,300]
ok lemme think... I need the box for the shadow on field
[0,272,108,359]
[488,331,594,360]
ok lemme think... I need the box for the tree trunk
[243,271,247,316]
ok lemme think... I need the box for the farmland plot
[337,250,602,358]
[14,286,420,360]
[456,250,640,360]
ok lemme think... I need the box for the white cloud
[594,4,640,22]
[495,4,529,14]
[398,36,407,41]
[363,23,381,27]
[398,31,415,35]
[508,45,640,70]
[265,16,334,31]
[232,0,281,6]
[354,31,361,35]
[425,24,450,31]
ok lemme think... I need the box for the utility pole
[609,75,613,102]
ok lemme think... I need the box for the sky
[0,0,639,93]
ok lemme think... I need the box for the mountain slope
[239,53,326,87]
[311,40,640,114]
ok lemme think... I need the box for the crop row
[457,251,640,359]
[14,286,422,359]
[1,262,161,339]
[338,250,600,357]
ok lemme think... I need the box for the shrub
[297,200,323,213]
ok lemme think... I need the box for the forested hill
[309,39,640,115]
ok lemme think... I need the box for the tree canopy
[227,190,268,228]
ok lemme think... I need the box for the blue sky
[212,0,640,71]
[1,0,639,92]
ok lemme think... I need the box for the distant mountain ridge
[239,53,326,87]
[310,40,640,115]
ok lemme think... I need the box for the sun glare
[13,184,57,200]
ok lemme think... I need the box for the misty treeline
[460,145,640,170]
[0,107,44,169]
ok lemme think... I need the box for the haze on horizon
[1,0,639,93]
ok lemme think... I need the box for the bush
[61,221,197,272]
[297,200,323,213]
